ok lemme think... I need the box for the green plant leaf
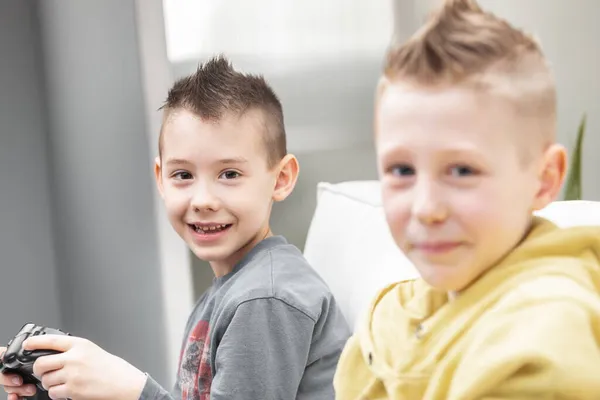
[563,113,586,201]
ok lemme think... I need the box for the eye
[172,171,193,180]
[388,164,416,177]
[448,165,477,177]
[219,170,241,180]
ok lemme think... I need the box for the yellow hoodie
[334,217,600,399]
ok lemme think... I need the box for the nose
[411,178,448,225]
[190,181,221,212]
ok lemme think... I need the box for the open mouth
[188,223,232,234]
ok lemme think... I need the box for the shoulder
[452,289,600,398]
[491,272,600,315]
[466,273,600,353]
[224,240,337,323]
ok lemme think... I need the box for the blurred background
[1,0,598,391]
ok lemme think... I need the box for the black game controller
[0,323,70,391]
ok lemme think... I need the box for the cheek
[450,191,498,227]
[163,187,189,217]
[223,181,273,219]
[449,182,531,238]
[381,185,411,240]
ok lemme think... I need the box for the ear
[532,143,568,211]
[154,156,165,199]
[272,154,300,202]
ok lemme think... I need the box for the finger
[7,393,19,400]
[33,354,66,377]
[23,335,76,352]
[0,374,23,386]
[40,369,65,391]
[3,383,36,397]
[48,384,68,400]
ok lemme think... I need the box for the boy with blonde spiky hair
[334,0,600,399]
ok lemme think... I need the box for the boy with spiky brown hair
[2,55,350,400]
[334,0,600,398]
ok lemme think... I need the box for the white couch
[304,180,600,331]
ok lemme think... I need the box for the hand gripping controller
[0,323,70,391]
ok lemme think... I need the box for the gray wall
[1,0,170,388]
[0,0,62,341]
[35,0,170,386]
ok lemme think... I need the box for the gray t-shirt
[139,235,351,400]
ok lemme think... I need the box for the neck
[210,226,273,277]
[447,291,459,300]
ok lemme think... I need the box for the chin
[422,278,455,292]
[418,267,469,292]
[190,246,231,263]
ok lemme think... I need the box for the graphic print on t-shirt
[179,320,212,400]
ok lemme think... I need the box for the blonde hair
[381,0,556,142]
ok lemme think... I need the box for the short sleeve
[209,297,316,399]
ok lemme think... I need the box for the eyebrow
[218,157,248,165]
[165,158,191,166]
[378,144,485,164]
[165,157,248,166]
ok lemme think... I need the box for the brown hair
[159,55,286,167]
[381,0,556,141]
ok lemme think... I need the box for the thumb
[23,334,74,352]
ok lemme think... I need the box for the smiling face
[375,83,566,292]
[155,108,298,276]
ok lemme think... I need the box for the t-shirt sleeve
[138,374,173,400]
[209,297,316,400]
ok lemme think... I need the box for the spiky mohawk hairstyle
[381,0,556,141]
[159,55,286,167]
